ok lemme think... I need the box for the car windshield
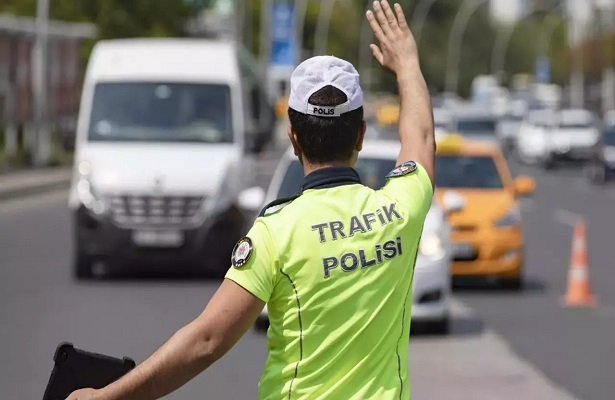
[455,119,496,136]
[605,128,615,146]
[559,122,592,129]
[277,158,396,198]
[436,155,504,189]
[88,82,233,143]
[501,115,523,123]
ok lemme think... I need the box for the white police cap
[288,56,364,118]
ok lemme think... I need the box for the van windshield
[88,82,233,143]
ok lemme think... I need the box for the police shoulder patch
[231,237,253,268]
[386,161,417,178]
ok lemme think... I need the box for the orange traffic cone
[562,220,596,307]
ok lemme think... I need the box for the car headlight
[76,161,107,215]
[494,206,521,227]
[419,232,444,259]
[603,146,615,163]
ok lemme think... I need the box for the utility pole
[567,0,587,109]
[32,0,50,167]
[599,0,615,113]
[314,0,337,56]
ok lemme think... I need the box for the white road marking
[0,189,67,216]
[410,299,579,400]
[552,208,585,227]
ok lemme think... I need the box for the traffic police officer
[67,1,435,399]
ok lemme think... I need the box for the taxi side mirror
[442,191,465,214]
[238,186,266,212]
[513,175,536,196]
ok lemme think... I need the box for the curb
[0,175,71,202]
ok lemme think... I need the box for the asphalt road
[0,151,612,399]
[458,159,615,400]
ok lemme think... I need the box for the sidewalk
[0,167,72,201]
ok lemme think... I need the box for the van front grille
[109,195,204,226]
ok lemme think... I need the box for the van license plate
[132,230,184,247]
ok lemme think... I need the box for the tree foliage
[0,0,199,66]
[2,0,600,97]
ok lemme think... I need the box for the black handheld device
[43,342,136,400]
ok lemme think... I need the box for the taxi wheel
[425,317,449,335]
[500,277,523,291]
[542,157,556,170]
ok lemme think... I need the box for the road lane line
[0,189,67,216]
[553,209,584,227]
[410,299,579,399]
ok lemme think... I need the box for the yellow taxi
[435,134,536,289]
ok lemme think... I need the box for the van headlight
[494,206,521,227]
[419,233,444,259]
[77,161,107,215]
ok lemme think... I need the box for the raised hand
[366,0,419,76]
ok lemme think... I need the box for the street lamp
[358,0,375,89]
[32,0,50,167]
[314,0,337,55]
[490,4,563,80]
[294,0,311,61]
[410,0,439,46]
[445,0,489,95]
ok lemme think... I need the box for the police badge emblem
[386,161,417,178]
[231,237,253,268]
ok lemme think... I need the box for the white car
[542,109,600,169]
[452,108,500,147]
[496,112,524,152]
[516,109,556,165]
[242,141,458,334]
[433,108,454,133]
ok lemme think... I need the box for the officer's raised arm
[367,0,435,187]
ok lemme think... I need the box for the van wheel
[74,250,93,280]
[209,207,245,279]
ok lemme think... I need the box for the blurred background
[0,0,614,399]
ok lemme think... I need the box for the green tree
[1,0,200,65]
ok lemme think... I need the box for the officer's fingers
[366,10,386,44]
[370,44,385,65]
[394,3,409,31]
[381,0,399,30]
[372,1,393,36]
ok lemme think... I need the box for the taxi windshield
[88,82,233,143]
[436,155,503,189]
[277,158,395,198]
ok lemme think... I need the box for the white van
[69,38,274,279]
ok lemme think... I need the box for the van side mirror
[513,175,536,196]
[238,186,266,212]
